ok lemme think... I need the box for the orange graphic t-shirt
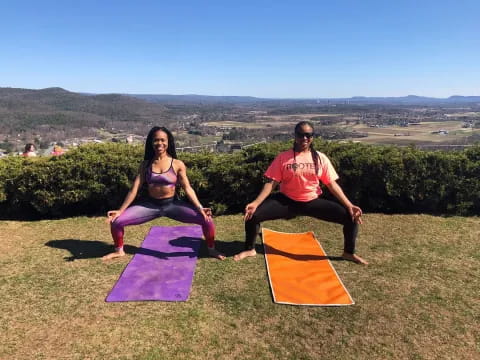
[264,149,339,202]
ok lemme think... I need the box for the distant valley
[1,87,479,154]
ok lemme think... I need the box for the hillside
[0,87,169,149]
[0,87,168,124]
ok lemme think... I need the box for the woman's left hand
[349,205,363,224]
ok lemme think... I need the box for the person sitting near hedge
[233,120,368,265]
[22,143,37,157]
[103,126,225,260]
[51,144,65,156]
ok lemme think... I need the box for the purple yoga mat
[106,225,202,302]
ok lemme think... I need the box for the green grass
[1,214,479,359]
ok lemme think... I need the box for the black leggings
[245,193,358,254]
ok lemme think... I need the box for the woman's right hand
[106,210,123,223]
[198,207,213,222]
[244,202,258,221]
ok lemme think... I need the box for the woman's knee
[246,214,261,226]
[201,216,215,228]
[111,218,125,231]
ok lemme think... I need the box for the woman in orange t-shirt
[234,121,367,265]
[51,144,65,156]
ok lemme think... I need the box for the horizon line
[1,86,480,100]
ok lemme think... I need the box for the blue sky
[1,0,479,98]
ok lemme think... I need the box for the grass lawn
[1,214,479,359]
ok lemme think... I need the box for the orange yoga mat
[262,228,354,306]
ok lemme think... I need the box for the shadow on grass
[45,238,262,261]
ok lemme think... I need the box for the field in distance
[350,120,479,145]
[202,114,480,146]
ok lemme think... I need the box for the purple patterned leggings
[111,197,215,250]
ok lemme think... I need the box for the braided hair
[293,121,321,175]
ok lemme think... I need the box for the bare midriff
[147,184,175,199]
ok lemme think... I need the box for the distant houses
[177,139,267,153]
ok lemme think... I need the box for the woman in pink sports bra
[234,121,368,265]
[103,126,225,260]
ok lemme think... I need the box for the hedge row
[0,141,479,219]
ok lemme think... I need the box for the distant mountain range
[129,93,480,105]
[130,94,261,104]
[1,87,479,107]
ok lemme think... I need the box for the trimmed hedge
[0,141,479,219]
[1,143,141,218]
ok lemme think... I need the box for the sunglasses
[295,132,314,139]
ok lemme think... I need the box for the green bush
[0,141,479,219]
[0,156,26,202]
[2,143,141,217]
[320,142,480,215]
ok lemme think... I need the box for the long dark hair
[144,126,177,161]
[293,121,321,174]
[24,143,35,152]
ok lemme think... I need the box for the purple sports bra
[145,158,177,187]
